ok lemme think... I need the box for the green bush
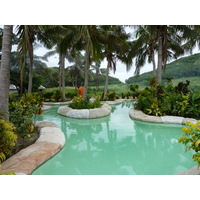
[135,79,200,119]
[106,92,116,101]
[0,120,17,158]
[178,121,200,166]
[69,97,101,109]
[53,90,62,102]
[9,94,43,139]
[66,92,77,100]
[43,91,54,101]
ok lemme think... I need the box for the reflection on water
[32,101,196,175]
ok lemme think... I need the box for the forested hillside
[125,53,200,90]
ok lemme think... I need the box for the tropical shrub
[66,92,77,100]
[178,121,200,166]
[0,120,17,158]
[9,94,43,139]
[134,78,200,119]
[69,97,101,109]
[130,84,140,99]
[43,91,54,101]
[53,90,62,102]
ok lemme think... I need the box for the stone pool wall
[0,121,65,175]
[129,108,197,124]
[57,102,112,119]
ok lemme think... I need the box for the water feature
[32,101,196,175]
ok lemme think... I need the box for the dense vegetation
[134,77,200,119]
[126,53,200,90]
[69,97,101,109]
[2,25,200,172]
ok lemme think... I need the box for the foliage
[0,120,17,158]
[130,84,140,99]
[178,121,200,166]
[43,91,54,101]
[126,53,200,90]
[106,92,116,101]
[69,97,101,109]
[52,90,62,102]
[135,78,200,119]
[65,92,77,100]
[9,94,43,139]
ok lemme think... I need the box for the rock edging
[57,102,112,119]
[129,108,197,124]
[0,121,65,175]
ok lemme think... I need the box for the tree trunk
[104,61,110,98]
[60,53,65,102]
[152,50,156,77]
[28,46,33,93]
[83,45,90,99]
[58,53,62,90]
[96,69,99,90]
[157,34,162,85]
[0,25,13,121]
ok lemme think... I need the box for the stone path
[0,121,65,175]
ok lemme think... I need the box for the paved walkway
[0,121,65,175]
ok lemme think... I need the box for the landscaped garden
[1,25,200,175]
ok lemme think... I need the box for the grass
[45,84,131,98]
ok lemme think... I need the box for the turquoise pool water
[32,101,196,175]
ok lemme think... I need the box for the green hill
[125,53,200,90]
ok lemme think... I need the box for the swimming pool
[32,101,196,175]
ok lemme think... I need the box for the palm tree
[42,45,75,101]
[75,25,103,99]
[132,26,157,76]
[100,25,130,98]
[91,61,106,90]
[66,52,85,89]
[154,25,184,84]
[16,25,40,93]
[132,25,185,85]
[0,25,13,121]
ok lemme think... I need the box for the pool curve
[32,101,196,175]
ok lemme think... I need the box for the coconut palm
[66,52,85,89]
[16,25,40,93]
[0,25,13,121]
[132,25,157,76]
[74,25,103,99]
[132,25,185,85]
[91,61,106,90]
[100,25,130,98]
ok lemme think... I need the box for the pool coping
[57,102,112,119]
[0,121,66,175]
[129,108,198,124]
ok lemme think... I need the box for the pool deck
[0,121,65,175]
